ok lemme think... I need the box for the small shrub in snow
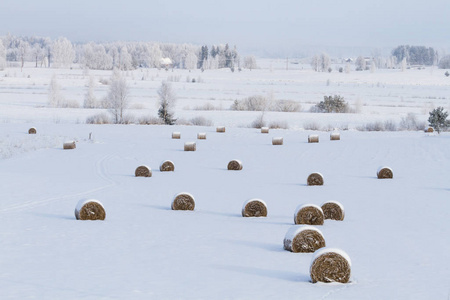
[269,120,289,129]
[137,116,163,125]
[383,120,397,131]
[231,95,268,111]
[399,113,425,131]
[303,122,321,131]
[312,95,350,113]
[250,114,266,128]
[86,113,112,124]
[273,100,301,112]
[189,116,213,126]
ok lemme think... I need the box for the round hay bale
[308,134,319,143]
[330,132,340,140]
[283,225,326,253]
[172,132,181,139]
[216,126,226,133]
[135,165,152,177]
[227,159,243,171]
[28,127,37,134]
[321,201,345,221]
[197,133,207,140]
[377,166,393,179]
[294,204,324,225]
[307,172,324,186]
[74,199,106,220]
[261,127,269,134]
[310,248,351,283]
[272,137,283,145]
[160,160,175,172]
[426,127,434,133]
[63,141,76,149]
[242,199,267,217]
[184,142,196,151]
[172,192,195,211]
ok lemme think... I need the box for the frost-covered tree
[83,75,97,108]
[428,107,449,133]
[355,56,366,71]
[107,69,129,124]
[52,37,75,68]
[48,75,64,107]
[157,81,177,125]
[311,53,330,72]
[244,55,257,70]
[83,43,113,70]
[0,40,6,70]
[311,55,320,72]
[18,40,29,71]
[438,55,450,69]
[184,52,198,70]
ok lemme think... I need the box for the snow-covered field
[1,61,450,299]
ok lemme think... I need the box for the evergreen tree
[157,81,177,125]
[428,107,449,133]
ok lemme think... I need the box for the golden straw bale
[242,199,267,217]
[426,127,434,133]
[294,204,324,225]
[160,160,175,172]
[197,133,207,139]
[261,127,269,133]
[330,132,340,140]
[321,201,345,221]
[172,132,181,139]
[28,127,37,134]
[216,126,226,133]
[172,193,195,211]
[307,172,324,186]
[308,134,319,143]
[63,141,76,149]
[377,166,393,179]
[227,159,243,171]
[184,142,196,151]
[135,165,152,177]
[283,225,326,253]
[74,199,106,220]
[310,248,352,283]
[272,137,283,145]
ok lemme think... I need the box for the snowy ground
[1,62,450,299]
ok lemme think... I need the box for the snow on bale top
[307,172,324,186]
[321,201,345,221]
[284,225,326,253]
[377,166,393,179]
[310,247,352,283]
[294,204,324,225]
[242,198,267,217]
[227,159,243,170]
[135,165,152,177]
[172,192,195,211]
[160,160,175,172]
[74,199,106,221]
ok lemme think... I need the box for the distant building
[160,58,173,68]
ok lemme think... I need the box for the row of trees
[0,34,242,71]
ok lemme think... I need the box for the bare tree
[107,69,130,124]
[244,55,257,70]
[83,75,97,108]
[48,74,64,107]
[52,37,75,68]
[0,40,6,70]
[157,81,177,125]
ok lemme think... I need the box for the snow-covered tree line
[0,34,242,71]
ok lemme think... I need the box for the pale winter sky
[1,0,449,56]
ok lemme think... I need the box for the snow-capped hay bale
[310,248,351,283]
[330,132,340,140]
[160,160,175,172]
[294,204,324,225]
[28,127,37,134]
[261,127,269,133]
[377,166,393,179]
[426,127,434,133]
[171,192,195,211]
[135,165,152,177]
[184,142,196,151]
[283,225,326,253]
[272,137,283,145]
[75,199,106,221]
[227,159,243,171]
[242,199,267,217]
[307,172,324,186]
[172,132,181,139]
[63,141,76,149]
[321,201,345,221]
[216,126,226,133]
[197,133,207,140]
[308,134,319,143]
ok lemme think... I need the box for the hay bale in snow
[28,127,37,134]
[377,166,393,179]
[172,132,181,139]
[294,204,324,225]
[63,141,76,149]
[216,126,226,133]
[197,133,207,140]
[308,134,319,143]
[242,199,267,217]
[330,132,340,140]
[261,127,269,133]
[135,165,152,177]
[227,159,243,171]
[321,201,345,221]
[160,160,175,172]
[426,127,434,133]
[272,137,283,145]
[307,172,324,186]
[74,199,106,220]
[172,192,195,211]
[283,225,326,253]
[184,142,196,151]
[310,248,351,283]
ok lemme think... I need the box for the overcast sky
[1,0,449,56]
